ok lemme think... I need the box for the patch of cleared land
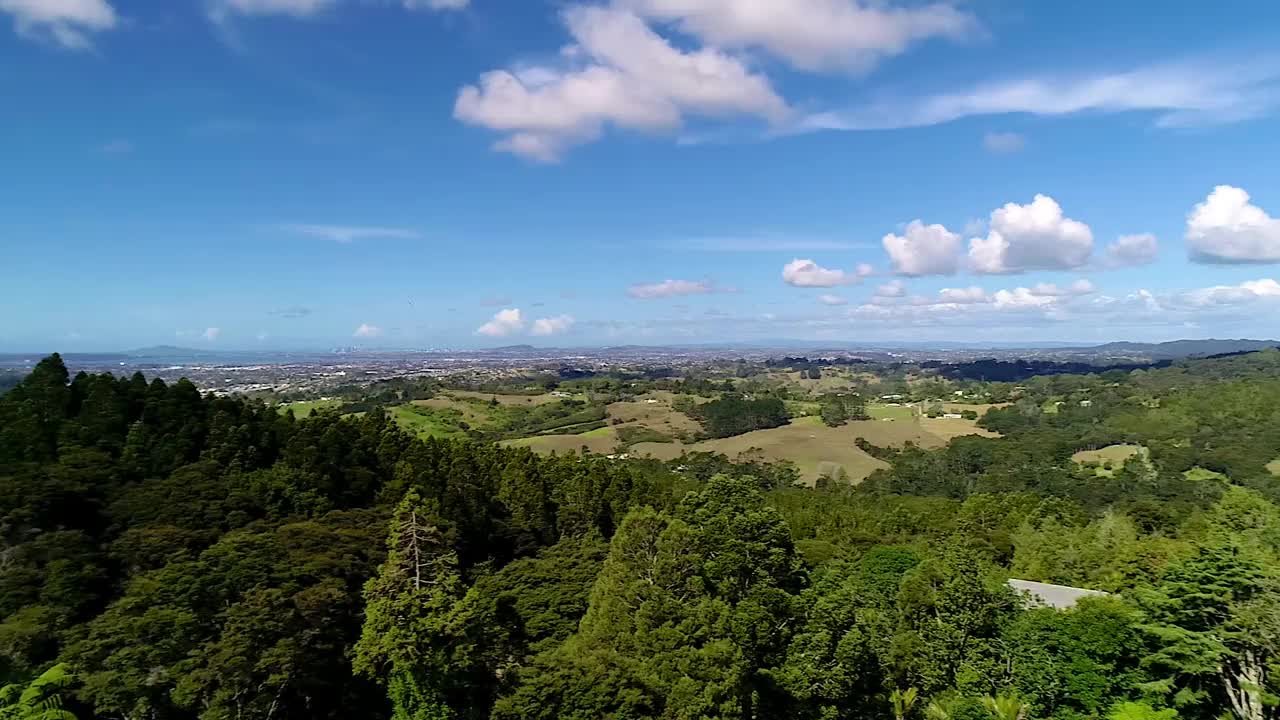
[412,396,497,425]
[919,416,1000,441]
[388,404,468,440]
[1184,467,1229,482]
[868,403,915,421]
[606,395,700,436]
[446,390,576,406]
[1072,444,1149,476]
[1268,458,1280,476]
[631,416,948,486]
[279,399,341,417]
[505,427,620,455]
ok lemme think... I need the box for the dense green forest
[0,353,1278,720]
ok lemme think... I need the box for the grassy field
[446,390,577,406]
[606,395,700,436]
[279,399,341,417]
[505,428,620,455]
[1185,467,1229,482]
[1072,444,1149,476]
[919,416,1000,441]
[412,396,499,425]
[867,403,915,421]
[629,416,955,486]
[388,404,469,440]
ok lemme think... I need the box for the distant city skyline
[3,0,1280,351]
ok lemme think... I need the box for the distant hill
[1088,339,1279,359]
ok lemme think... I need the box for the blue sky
[3,0,1280,350]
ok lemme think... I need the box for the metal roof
[1007,579,1109,609]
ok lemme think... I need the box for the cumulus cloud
[875,279,907,298]
[991,287,1056,309]
[1186,185,1280,263]
[782,259,871,287]
[982,131,1025,153]
[1,0,117,49]
[798,58,1280,133]
[1104,233,1159,267]
[621,0,978,73]
[476,308,526,336]
[883,220,962,276]
[281,224,422,243]
[1183,278,1280,306]
[818,294,848,306]
[454,5,788,161]
[201,327,222,342]
[1029,279,1096,297]
[353,323,382,338]
[531,314,576,336]
[937,286,988,304]
[967,194,1093,273]
[628,279,715,299]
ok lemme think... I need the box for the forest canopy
[0,352,1277,720]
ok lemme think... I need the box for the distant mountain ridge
[1086,339,1279,359]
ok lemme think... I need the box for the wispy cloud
[280,224,422,243]
[982,131,1025,153]
[627,279,717,299]
[353,323,382,338]
[1,0,118,49]
[269,306,313,319]
[797,57,1280,133]
[100,139,133,155]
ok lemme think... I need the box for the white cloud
[214,0,464,19]
[202,327,222,342]
[1183,278,1280,306]
[937,286,987,304]
[476,308,526,336]
[0,0,117,49]
[883,220,962,276]
[628,279,715,299]
[404,0,468,9]
[875,279,907,298]
[799,59,1280,133]
[353,323,382,338]
[531,314,576,336]
[1186,185,1280,263]
[1029,279,1095,297]
[992,287,1055,309]
[982,131,1025,153]
[782,258,870,287]
[216,0,334,17]
[1104,233,1159,267]
[281,224,421,243]
[968,194,1093,273]
[454,5,788,161]
[818,294,848,306]
[621,0,978,73]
